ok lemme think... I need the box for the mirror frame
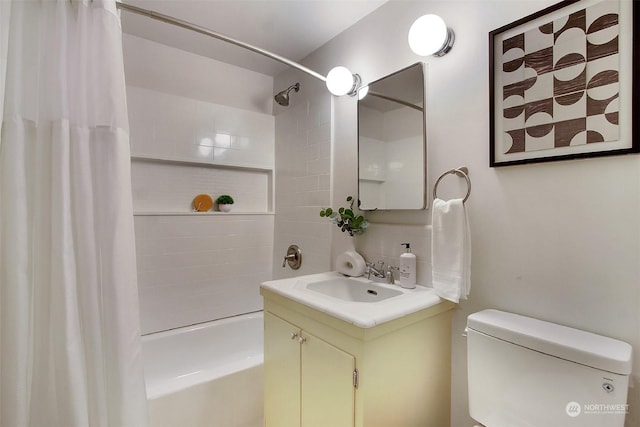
[357,62,427,211]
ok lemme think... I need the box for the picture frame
[489,0,639,167]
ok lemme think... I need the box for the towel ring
[433,167,471,203]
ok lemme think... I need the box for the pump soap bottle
[399,243,416,289]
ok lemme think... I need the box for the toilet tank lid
[467,310,632,375]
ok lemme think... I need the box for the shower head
[274,83,300,106]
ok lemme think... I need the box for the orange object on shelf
[192,194,213,212]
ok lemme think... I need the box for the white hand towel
[431,198,471,303]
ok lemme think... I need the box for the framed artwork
[489,0,639,167]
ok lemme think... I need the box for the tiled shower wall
[272,95,333,278]
[124,34,275,334]
[127,86,274,169]
[134,214,272,334]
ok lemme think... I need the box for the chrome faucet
[366,261,398,285]
[366,261,385,279]
[385,266,399,285]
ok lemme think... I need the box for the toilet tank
[467,310,632,427]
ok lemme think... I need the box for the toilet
[467,309,632,427]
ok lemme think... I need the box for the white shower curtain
[0,1,148,426]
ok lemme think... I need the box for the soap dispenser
[399,243,416,289]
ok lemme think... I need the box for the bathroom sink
[305,277,402,302]
[261,272,450,328]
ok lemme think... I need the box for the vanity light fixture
[408,14,455,57]
[326,66,362,97]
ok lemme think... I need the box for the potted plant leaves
[319,196,368,236]
[216,194,234,212]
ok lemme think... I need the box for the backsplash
[355,223,432,286]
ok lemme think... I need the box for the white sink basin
[305,277,402,302]
[261,272,448,328]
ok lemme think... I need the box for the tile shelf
[134,211,274,216]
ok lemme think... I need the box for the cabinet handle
[290,332,299,340]
[298,336,307,344]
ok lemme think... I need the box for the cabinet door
[301,332,355,427]
[264,312,301,427]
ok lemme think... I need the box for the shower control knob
[282,245,302,270]
[298,336,307,344]
[290,332,298,340]
[282,254,296,268]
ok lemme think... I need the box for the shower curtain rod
[116,2,327,82]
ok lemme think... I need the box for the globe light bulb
[408,14,451,57]
[326,66,356,96]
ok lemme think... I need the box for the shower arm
[116,2,327,83]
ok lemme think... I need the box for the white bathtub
[142,311,264,427]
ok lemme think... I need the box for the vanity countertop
[260,271,451,329]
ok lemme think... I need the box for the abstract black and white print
[500,0,619,155]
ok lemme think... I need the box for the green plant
[216,195,234,205]
[319,196,368,236]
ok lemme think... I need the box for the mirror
[358,62,426,210]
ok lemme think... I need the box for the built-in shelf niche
[131,155,274,214]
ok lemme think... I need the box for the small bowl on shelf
[192,194,213,212]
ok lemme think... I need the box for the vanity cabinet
[262,288,455,427]
[264,312,355,427]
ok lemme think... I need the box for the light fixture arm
[116,2,328,82]
[348,73,362,96]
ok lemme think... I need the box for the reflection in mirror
[358,62,426,210]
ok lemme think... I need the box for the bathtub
[142,311,264,427]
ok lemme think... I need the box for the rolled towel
[431,198,471,303]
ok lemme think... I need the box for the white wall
[275,1,640,426]
[123,34,273,114]
[124,35,275,334]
